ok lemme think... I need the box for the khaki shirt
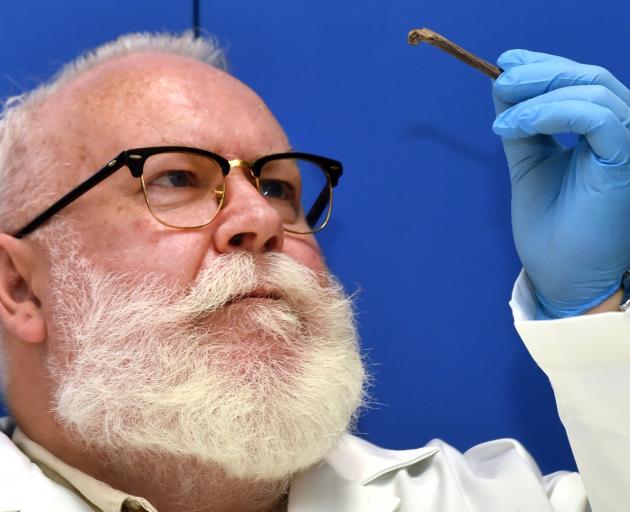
[10,427,288,512]
[12,428,156,512]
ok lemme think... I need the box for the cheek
[283,236,327,273]
[77,216,208,284]
[68,202,327,285]
[124,220,211,280]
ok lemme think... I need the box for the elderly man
[0,32,629,512]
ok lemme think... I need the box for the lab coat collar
[288,434,439,511]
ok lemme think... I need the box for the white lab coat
[1,271,628,511]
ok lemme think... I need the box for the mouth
[225,288,282,306]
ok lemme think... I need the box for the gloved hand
[492,49,630,319]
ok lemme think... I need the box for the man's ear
[0,233,46,344]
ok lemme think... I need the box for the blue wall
[3,0,630,475]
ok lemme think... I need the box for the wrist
[535,281,624,319]
[618,270,630,312]
[586,288,623,314]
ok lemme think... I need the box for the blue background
[2,0,629,475]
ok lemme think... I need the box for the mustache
[71,251,336,335]
[166,252,330,320]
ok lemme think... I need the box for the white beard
[45,247,366,482]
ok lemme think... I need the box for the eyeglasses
[13,146,343,238]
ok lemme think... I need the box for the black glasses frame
[13,146,343,239]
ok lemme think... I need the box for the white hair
[0,32,227,400]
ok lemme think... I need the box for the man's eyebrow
[233,145,297,160]
[262,145,295,156]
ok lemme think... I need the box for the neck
[19,418,288,512]
[96,451,290,512]
[6,353,290,511]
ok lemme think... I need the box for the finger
[498,85,630,129]
[492,85,563,178]
[494,61,630,108]
[491,83,630,175]
[498,134,564,186]
[494,50,580,116]
[493,99,630,165]
[492,87,512,115]
[497,49,576,70]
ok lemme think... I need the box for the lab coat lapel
[288,461,401,512]
[287,434,439,511]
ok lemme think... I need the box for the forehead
[45,53,290,173]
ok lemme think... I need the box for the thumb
[492,85,511,116]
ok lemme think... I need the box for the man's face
[33,53,365,481]
[47,52,325,279]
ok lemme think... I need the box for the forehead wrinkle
[76,77,210,146]
[41,53,291,173]
[15,58,206,206]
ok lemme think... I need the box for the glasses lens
[259,157,332,233]
[142,152,225,228]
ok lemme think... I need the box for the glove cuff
[535,281,623,320]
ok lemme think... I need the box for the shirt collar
[12,427,157,512]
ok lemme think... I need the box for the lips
[225,288,282,306]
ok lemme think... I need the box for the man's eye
[149,170,200,188]
[260,179,295,200]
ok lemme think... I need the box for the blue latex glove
[492,50,630,319]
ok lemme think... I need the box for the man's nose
[211,166,284,254]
